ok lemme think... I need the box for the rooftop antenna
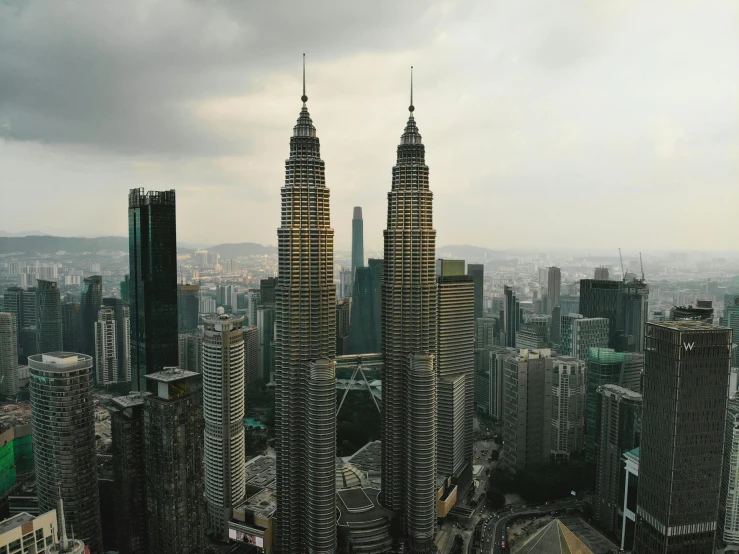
[301,53,307,104]
[618,248,625,282]
[57,482,69,551]
[409,66,415,113]
[640,252,645,281]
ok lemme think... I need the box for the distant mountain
[208,242,277,258]
[436,244,504,261]
[0,230,49,237]
[0,236,130,255]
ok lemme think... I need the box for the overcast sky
[1,0,737,252]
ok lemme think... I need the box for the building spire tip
[409,66,415,113]
[301,53,308,104]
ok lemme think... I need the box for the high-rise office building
[177,284,200,331]
[621,279,649,353]
[381,83,438,554]
[94,306,120,385]
[634,322,731,554]
[718,399,739,551]
[257,306,275,383]
[61,301,81,353]
[548,267,561,315]
[4,287,37,362]
[502,349,553,471]
[561,316,609,360]
[243,326,259,386]
[178,330,203,373]
[80,276,102,359]
[594,267,610,280]
[120,274,130,302]
[550,356,585,459]
[725,294,739,366]
[260,277,277,306]
[274,68,337,554]
[351,206,365,275]
[336,298,351,356]
[580,279,623,350]
[594,384,642,541]
[35,280,62,354]
[550,305,562,345]
[203,312,246,539]
[143,368,204,554]
[585,348,643,464]
[474,346,515,420]
[436,259,475,478]
[339,267,353,299]
[0,313,19,398]
[29,353,103,554]
[246,289,261,327]
[128,188,178,391]
[347,258,383,355]
[502,285,520,348]
[467,263,484,321]
[110,393,149,554]
[103,298,131,384]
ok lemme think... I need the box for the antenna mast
[619,248,625,282]
[640,252,645,281]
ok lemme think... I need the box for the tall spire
[58,482,69,551]
[409,66,414,113]
[301,53,308,104]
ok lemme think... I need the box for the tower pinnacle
[301,53,308,104]
[409,66,414,113]
[58,483,69,551]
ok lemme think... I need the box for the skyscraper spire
[58,483,69,551]
[409,65,414,112]
[302,53,307,104]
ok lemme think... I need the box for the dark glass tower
[61,301,81,353]
[128,188,179,391]
[35,279,62,354]
[80,276,102,359]
[274,60,336,554]
[467,263,483,321]
[347,258,383,354]
[580,279,622,349]
[382,76,438,553]
[503,285,520,347]
[177,284,200,331]
[351,206,365,275]
[634,322,732,554]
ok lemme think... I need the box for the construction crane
[619,248,625,282]
[640,252,645,281]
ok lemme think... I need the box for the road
[477,499,586,554]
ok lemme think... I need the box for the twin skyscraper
[275,60,439,553]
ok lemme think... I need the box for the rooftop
[345,440,382,476]
[0,512,35,536]
[336,487,393,526]
[110,393,149,409]
[649,320,724,331]
[145,367,199,383]
[597,384,642,401]
[514,519,593,554]
[338,488,373,512]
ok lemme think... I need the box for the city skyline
[2,1,738,251]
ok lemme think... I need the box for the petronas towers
[275,61,437,554]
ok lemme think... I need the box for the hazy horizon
[2,1,737,251]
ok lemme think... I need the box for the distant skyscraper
[120,274,130,302]
[725,294,739,365]
[35,280,62,354]
[177,284,200,331]
[547,266,561,314]
[467,263,484,322]
[274,65,336,554]
[110,393,149,554]
[436,259,475,478]
[339,267,353,299]
[718,399,739,551]
[203,312,246,540]
[474,346,515,420]
[621,279,649,353]
[347,258,383,355]
[561,316,609,360]
[128,188,179,391]
[61,301,81,353]
[94,307,120,385]
[0,313,19,398]
[29,353,103,554]
[4,286,36,362]
[594,267,609,280]
[585,348,643,464]
[594,384,642,540]
[502,348,553,471]
[243,326,259,386]
[256,306,275,383]
[246,289,261,327]
[336,298,351,356]
[580,279,623,349]
[381,81,438,553]
[550,306,562,345]
[550,356,585,459]
[351,206,365,275]
[634,322,731,554]
[143,368,204,554]
[80,276,102,360]
[102,298,131,384]
[178,330,203,373]
[502,285,520,347]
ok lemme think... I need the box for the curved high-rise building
[381,75,438,552]
[275,58,336,554]
[203,312,246,540]
[29,352,103,554]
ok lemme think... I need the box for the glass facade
[347,258,383,355]
[128,189,179,391]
